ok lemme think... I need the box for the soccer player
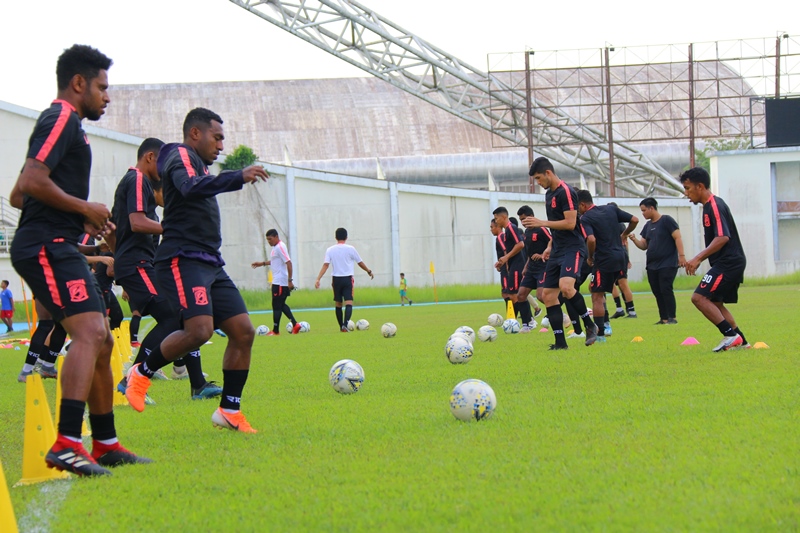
[577,190,638,342]
[0,280,14,334]
[399,273,412,306]
[251,229,301,335]
[522,157,598,349]
[112,138,219,399]
[516,206,546,319]
[124,107,269,433]
[314,228,374,331]
[493,206,534,332]
[9,44,148,476]
[17,301,68,382]
[629,197,686,324]
[92,241,123,330]
[680,167,749,351]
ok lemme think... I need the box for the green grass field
[1,285,798,532]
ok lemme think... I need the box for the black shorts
[590,268,625,293]
[155,257,247,324]
[332,276,354,303]
[539,249,585,289]
[520,265,544,290]
[117,264,167,318]
[694,265,744,304]
[501,268,523,294]
[12,241,105,321]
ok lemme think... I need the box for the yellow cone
[631,336,644,342]
[506,299,515,320]
[0,458,18,532]
[110,342,129,406]
[16,374,69,486]
[753,341,769,349]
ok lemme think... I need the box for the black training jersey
[12,100,92,259]
[580,204,633,271]
[497,223,526,272]
[545,181,585,255]
[154,143,245,264]
[640,215,680,270]
[524,227,551,260]
[494,235,503,261]
[703,195,746,270]
[111,168,159,279]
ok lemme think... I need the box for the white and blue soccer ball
[256,324,269,336]
[381,323,397,338]
[449,379,497,421]
[541,317,550,328]
[502,318,521,334]
[299,321,311,333]
[346,320,355,331]
[487,313,504,327]
[329,359,364,394]
[356,319,370,331]
[477,325,497,342]
[449,332,471,344]
[445,336,474,364]
[454,326,476,344]
[286,321,294,333]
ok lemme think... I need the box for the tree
[689,137,751,172]
[220,145,258,170]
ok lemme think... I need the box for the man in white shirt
[252,229,301,335]
[314,227,374,332]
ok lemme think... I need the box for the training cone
[753,341,769,349]
[681,337,700,346]
[539,328,548,333]
[0,458,18,532]
[110,342,129,406]
[16,374,69,485]
[631,336,644,342]
[506,300,515,320]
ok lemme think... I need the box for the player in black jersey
[492,207,534,331]
[9,45,148,476]
[522,157,598,349]
[516,205,547,320]
[125,108,269,433]
[577,190,638,342]
[680,167,749,352]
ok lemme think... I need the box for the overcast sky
[0,0,790,112]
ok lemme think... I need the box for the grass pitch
[1,285,798,532]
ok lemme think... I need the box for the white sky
[0,0,791,112]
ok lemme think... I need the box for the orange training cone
[0,458,18,532]
[16,374,69,485]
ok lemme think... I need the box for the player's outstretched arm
[242,165,270,184]
[357,262,373,279]
[315,263,330,289]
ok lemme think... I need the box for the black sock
[282,304,296,325]
[716,319,735,337]
[603,302,609,322]
[546,305,566,346]
[173,357,186,368]
[595,317,606,336]
[88,411,116,442]
[734,327,747,344]
[614,296,622,309]
[24,342,43,368]
[130,315,141,342]
[568,292,593,329]
[58,399,85,440]
[220,369,249,410]
[335,307,343,327]
[515,301,532,324]
[49,323,68,353]
[40,350,59,366]
[625,300,635,313]
[562,297,581,334]
[344,305,353,324]
[185,350,206,390]
[272,305,282,333]
[141,345,170,378]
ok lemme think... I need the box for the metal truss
[228,0,683,196]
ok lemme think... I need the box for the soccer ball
[454,326,475,344]
[477,325,497,342]
[256,325,269,336]
[381,323,397,338]
[449,332,471,344]
[487,313,503,327]
[329,359,364,394]
[285,322,294,333]
[347,320,355,331]
[541,317,550,328]
[445,336,473,364]
[299,321,310,333]
[356,319,370,331]
[449,379,497,421]
[502,319,520,334]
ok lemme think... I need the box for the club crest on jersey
[703,214,711,227]
[192,287,208,305]
[551,198,557,208]
[66,279,89,302]
[532,234,538,241]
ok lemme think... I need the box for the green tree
[220,145,258,170]
[689,137,751,172]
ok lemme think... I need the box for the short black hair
[529,156,554,176]
[1,280,8,286]
[490,218,498,225]
[577,189,593,204]
[492,206,508,216]
[517,205,534,217]
[509,217,519,227]
[56,45,113,91]
[679,167,711,189]
[400,272,405,276]
[335,227,348,241]
[183,107,223,138]
[266,229,278,238]
[640,197,658,209]
[137,137,165,161]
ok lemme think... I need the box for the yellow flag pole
[19,278,32,335]
[429,261,438,304]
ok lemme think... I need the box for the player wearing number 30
[680,167,749,352]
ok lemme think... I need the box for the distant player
[515,206,546,319]
[314,228,373,331]
[0,280,13,334]
[252,229,301,335]
[629,197,686,324]
[9,44,148,476]
[680,167,749,351]
[606,202,637,320]
[577,190,638,342]
[125,107,269,433]
[522,157,597,349]
[493,206,534,332]
[399,273,412,306]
